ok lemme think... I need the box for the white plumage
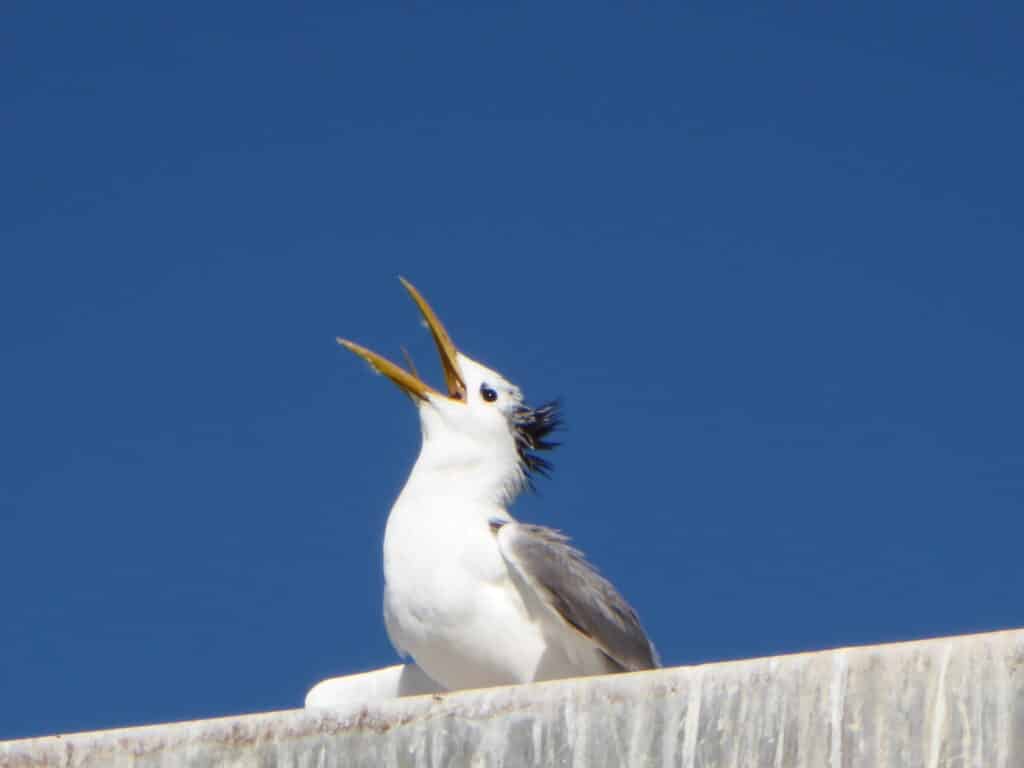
[338,279,657,692]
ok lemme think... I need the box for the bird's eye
[480,384,498,403]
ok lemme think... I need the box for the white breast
[382,494,573,689]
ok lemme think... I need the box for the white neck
[400,427,524,509]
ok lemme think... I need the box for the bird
[336,277,659,691]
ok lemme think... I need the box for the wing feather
[494,522,660,672]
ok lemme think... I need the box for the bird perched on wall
[337,278,658,691]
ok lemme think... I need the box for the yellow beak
[337,278,467,402]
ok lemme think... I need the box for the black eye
[480,384,498,403]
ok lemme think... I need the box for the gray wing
[493,521,660,672]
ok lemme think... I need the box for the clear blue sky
[2,2,1022,741]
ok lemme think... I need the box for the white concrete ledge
[3,628,1023,767]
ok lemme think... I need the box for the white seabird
[334,278,658,693]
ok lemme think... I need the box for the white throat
[403,399,525,508]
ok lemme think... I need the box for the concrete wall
[3,628,1022,767]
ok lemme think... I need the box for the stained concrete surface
[2,628,1022,767]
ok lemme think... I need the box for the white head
[338,279,560,505]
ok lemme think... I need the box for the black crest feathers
[512,400,563,485]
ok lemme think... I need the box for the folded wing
[494,522,660,672]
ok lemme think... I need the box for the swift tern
[337,278,658,691]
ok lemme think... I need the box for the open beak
[337,278,468,402]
